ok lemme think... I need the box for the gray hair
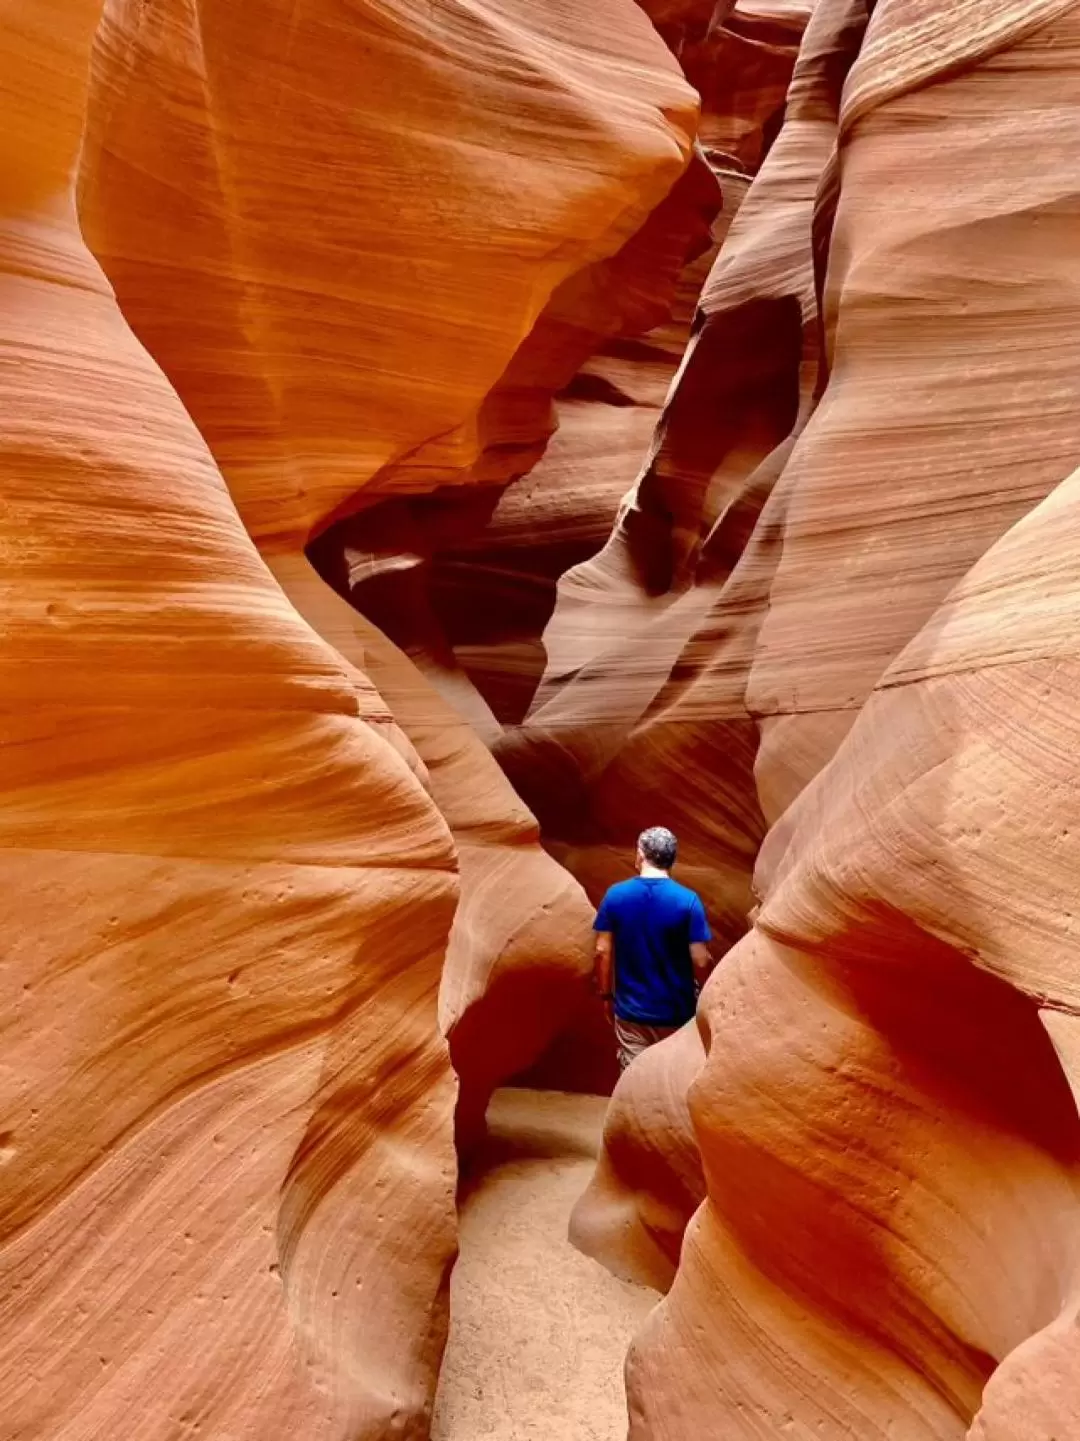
[638,826,678,870]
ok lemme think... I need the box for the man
[593,826,711,1071]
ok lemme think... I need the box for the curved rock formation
[5,0,704,1436]
[0,5,459,1438]
[746,0,1080,820]
[615,1,1080,1437]
[309,146,720,739]
[653,1,813,172]
[18,0,1080,1437]
[474,1,820,1097]
[270,553,598,1147]
[632,472,1080,1439]
[564,0,854,1288]
[81,0,699,543]
[303,6,824,757]
[78,0,701,1131]
[501,0,820,926]
[569,1022,706,1292]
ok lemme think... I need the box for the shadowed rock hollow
[5,1,1080,1440]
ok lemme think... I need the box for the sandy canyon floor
[433,1089,656,1441]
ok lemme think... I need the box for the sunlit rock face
[499,0,821,952]
[14,0,1080,1438]
[563,0,846,1291]
[77,0,703,1129]
[303,5,816,766]
[567,2,1080,1439]
[2,1,701,1438]
[1,7,459,1440]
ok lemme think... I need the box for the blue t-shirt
[594,876,711,1026]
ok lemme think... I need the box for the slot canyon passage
[10,0,1080,1438]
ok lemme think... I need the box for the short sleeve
[688,894,711,943]
[593,890,614,932]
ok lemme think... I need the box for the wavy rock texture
[563,0,854,1291]
[745,0,1080,822]
[311,147,719,741]
[17,1,1080,1438]
[80,0,699,544]
[388,161,721,735]
[78,0,701,1133]
[499,0,821,966]
[313,4,819,756]
[569,1023,706,1292]
[617,1,1080,1437]
[433,1,812,738]
[647,1,812,171]
[632,481,1080,1440]
[0,5,461,1439]
[466,1,821,1093]
[269,553,598,1146]
[4,1,705,1438]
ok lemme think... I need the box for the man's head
[637,826,678,873]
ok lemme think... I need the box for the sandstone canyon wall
[559,1,1080,1438]
[494,0,818,1090]
[76,0,710,1135]
[0,6,462,1439]
[567,0,859,1290]
[1,1,702,1437]
[11,0,1080,1438]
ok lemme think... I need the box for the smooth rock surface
[16,1,1080,1439]
[78,0,704,1128]
[0,5,459,1439]
[267,554,599,1147]
[605,3,1080,1439]
[81,0,700,545]
[2,0,702,1437]
[557,0,866,1289]
[501,0,819,935]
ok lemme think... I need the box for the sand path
[432,1088,656,1441]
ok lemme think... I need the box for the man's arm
[689,895,713,992]
[593,889,615,1021]
[594,931,614,1018]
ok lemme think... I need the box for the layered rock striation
[3,0,704,1437]
[1,6,460,1438]
[564,1,1080,1438]
[13,0,1080,1438]
[78,0,706,1124]
[565,0,860,1288]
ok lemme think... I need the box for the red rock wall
[2,0,703,1436]
[313,2,810,771]
[0,5,460,1438]
[502,0,821,957]
[15,0,1080,1436]
[483,0,816,1092]
[564,0,855,1287]
[77,0,702,1138]
[560,0,1080,1436]
[81,0,699,541]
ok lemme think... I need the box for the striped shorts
[614,1016,680,1071]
